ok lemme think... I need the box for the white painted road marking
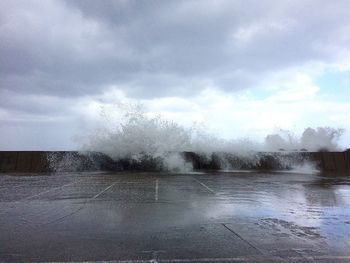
[193,178,215,194]
[23,181,77,201]
[91,182,117,200]
[155,179,159,201]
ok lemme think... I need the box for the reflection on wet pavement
[0,171,350,262]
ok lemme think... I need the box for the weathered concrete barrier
[318,150,350,172]
[0,150,349,173]
[0,151,116,173]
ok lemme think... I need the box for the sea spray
[75,102,344,172]
[46,151,116,172]
[78,103,260,171]
[265,128,344,152]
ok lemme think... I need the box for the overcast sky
[1,0,350,150]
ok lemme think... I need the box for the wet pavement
[0,171,350,262]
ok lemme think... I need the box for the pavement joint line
[0,180,78,218]
[37,255,350,263]
[91,182,118,200]
[44,182,118,225]
[192,177,215,194]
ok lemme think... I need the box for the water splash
[265,128,344,152]
[78,102,344,172]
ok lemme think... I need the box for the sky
[0,0,350,150]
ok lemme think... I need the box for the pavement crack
[222,224,292,263]
[45,205,85,225]
[221,223,264,255]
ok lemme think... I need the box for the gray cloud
[1,0,350,125]
[0,89,74,116]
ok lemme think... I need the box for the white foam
[78,102,345,171]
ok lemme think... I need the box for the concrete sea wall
[182,151,350,172]
[0,151,116,173]
[0,150,349,173]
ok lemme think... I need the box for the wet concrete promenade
[0,171,350,262]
